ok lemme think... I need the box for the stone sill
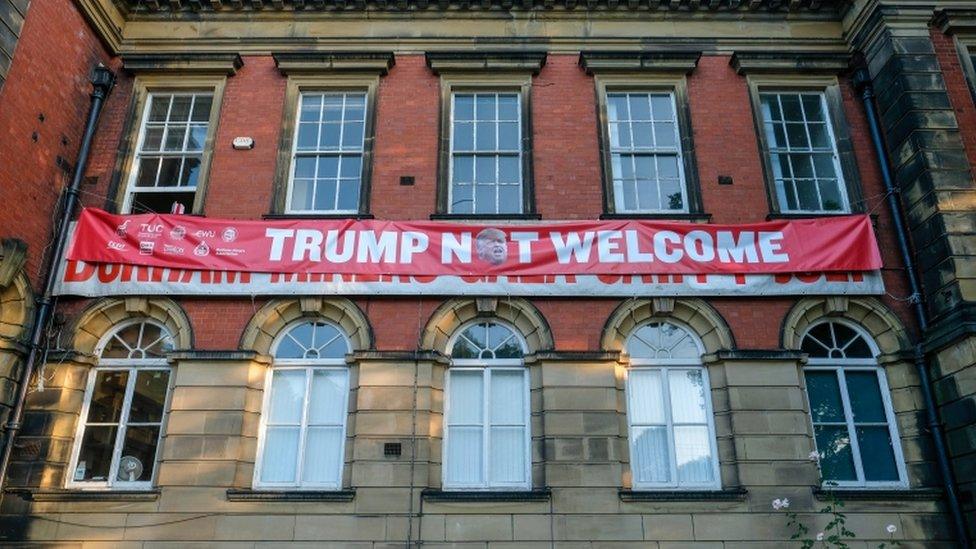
[421,488,551,502]
[619,488,747,502]
[226,489,356,502]
[429,213,543,221]
[813,488,942,501]
[9,488,160,502]
[599,212,712,222]
[262,213,375,220]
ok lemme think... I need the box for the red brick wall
[932,27,976,174]
[370,55,441,219]
[203,56,287,219]
[0,0,115,288]
[36,51,918,350]
[533,54,605,219]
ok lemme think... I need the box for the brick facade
[0,0,974,545]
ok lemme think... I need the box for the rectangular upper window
[606,92,688,213]
[287,92,368,214]
[758,91,850,214]
[448,92,524,215]
[123,92,215,214]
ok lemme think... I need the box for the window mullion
[836,368,866,484]
[660,368,679,488]
[483,368,491,489]
[108,368,138,487]
[295,368,313,486]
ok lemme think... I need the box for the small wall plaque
[232,137,255,150]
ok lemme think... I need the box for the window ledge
[619,488,747,502]
[263,213,374,220]
[421,488,551,502]
[600,212,712,222]
[813,488,942,501]
[226,488,355,502]
[766,212,857,220]
[429,213,542,221]
[9,488,160,502]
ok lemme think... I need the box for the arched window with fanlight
[802,319,908,488]
[625,321,720,490]
[68,320,175,489]
[254,320,351,490]
[444,320,530,490]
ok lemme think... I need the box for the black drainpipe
[852,61,971,547]
[0,64,116,490]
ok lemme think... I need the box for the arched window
[802,320,907,487]
[68,320,175,489]
[444,321,530,490]
[255,320,351,490]
[625,321,719,490]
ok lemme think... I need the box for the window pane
[815,425,857,482]
[674,425,714,484]
[448,371,483,424]
[446,426,483,485]
[130,191,194,215]
[170,96,192,121]
[268,370,305,424]
[498,122,519,150]
[164,126,187,151]
[497,186,521,215]
[669,369,707,424]
[308,370,347,425]
[489,426,525,484]
[300,95,321,122]
[498,95,518,120]
[632,425,669,484]
[297,123,318,150]
[845,372,887,423]
[476,123,496,151]
[148,96,171,121]
[474,181,495,212]
[135,158,160,188]
[157,158,182,187]
[336,180,360,211]
[476,95,495,121]
[128,370,169,423]
[322,95,343,122]
[805,371,845,423]
[628,370,665,425]
[342,121,364,149]
[857,426,900,482]
[75,425,117,482]
[490,370,524,424]
[302,426,343,485]
[260,426,300,483]
[87,370,129,423]
[180,158,201,188]
[455,95,474,121]
[453,123,474,151]
[118,425,160,482]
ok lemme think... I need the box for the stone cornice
[729,51,851,74]
[932,8,976,34]
[273,52,395,75]
[121,53,245,75]
[579,50,702,73]
[425,51,547,74]
[77,0,125,55]
[116,0,843,14]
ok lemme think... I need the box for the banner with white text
[67,209,882,278]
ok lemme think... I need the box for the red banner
[67,208,881,276]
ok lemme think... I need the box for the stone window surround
[252,319,354,492]
[65,319,176,492]
[267,52,395,219]
[732,53,865,218]
[106,54,241,215]
[800,319,910,489]
[745,76,864,217]
[579,51,707,221]
[427,52,546,220]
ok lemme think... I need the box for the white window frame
[447,91,524,215]
[758,90,851,215]
[624,322,721,491]
[442,320,531,491]
[66,319,173,491]
[605,90,689,214]
[285,91,368,215]
[252,320,351,491]
[802,320,909,489]
[122,91,215,214]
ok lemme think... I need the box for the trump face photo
[475,228,508,266]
